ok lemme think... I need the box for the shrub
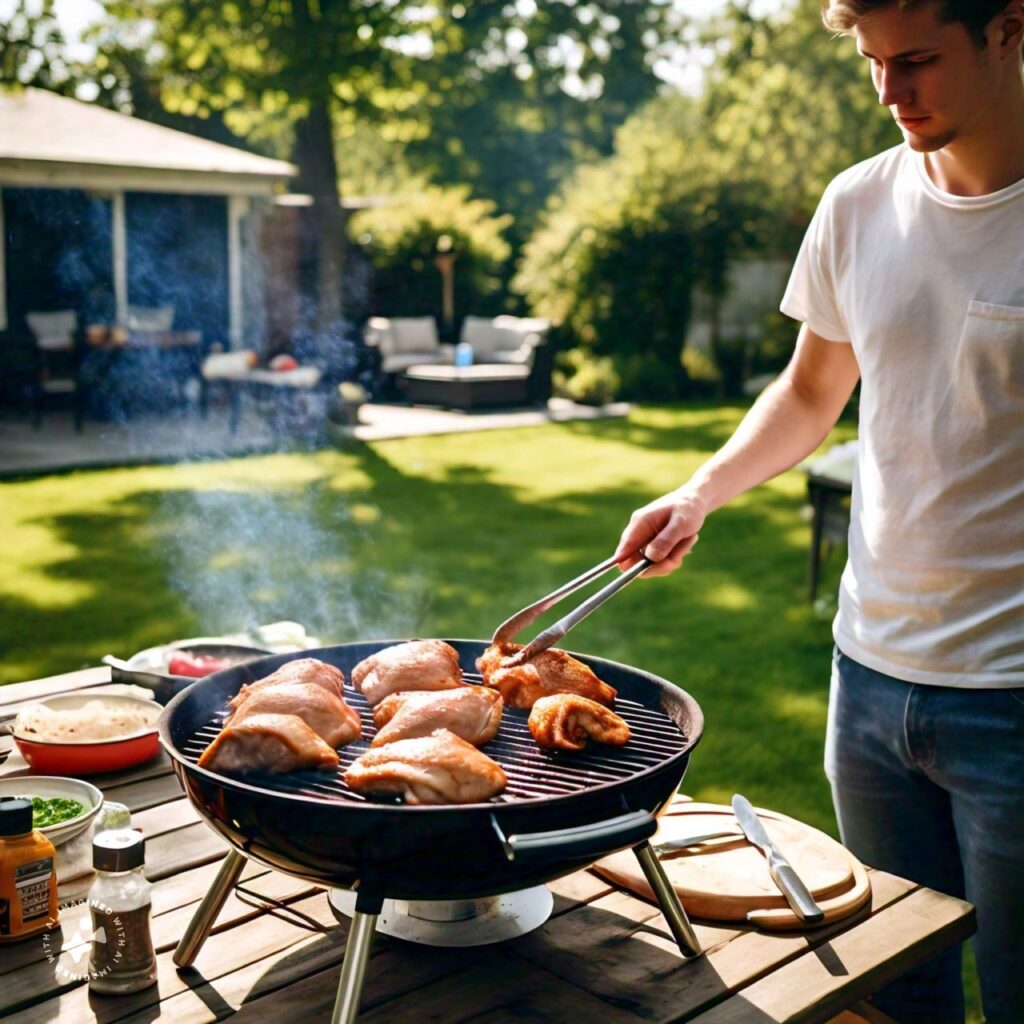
[349,184,512,329]
[554,347,620,406]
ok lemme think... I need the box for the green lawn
[0,401,980,1017]
[2,402,851,826]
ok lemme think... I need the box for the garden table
[0,667,975,1024]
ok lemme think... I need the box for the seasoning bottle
[0,797,59,944]
[87,829,157,994]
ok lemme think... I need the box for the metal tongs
[492,553,654,666]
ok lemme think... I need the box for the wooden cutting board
[593,798,871,931]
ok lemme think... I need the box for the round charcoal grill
[161,640,705,1024]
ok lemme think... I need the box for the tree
[516,0,899,399]
[0,0,75,92]
[92,0,685,332]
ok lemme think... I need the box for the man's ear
[998,2,1024,54]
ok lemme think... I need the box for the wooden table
[0,668,975,1024]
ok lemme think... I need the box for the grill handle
[493,810,656,864]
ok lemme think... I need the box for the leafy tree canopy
[516,0,899,398]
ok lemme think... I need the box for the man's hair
[821,1,1009,46]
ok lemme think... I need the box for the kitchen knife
[731,794,825,924]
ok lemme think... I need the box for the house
[0,87,296,353]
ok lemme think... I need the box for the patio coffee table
[401,363,531,409]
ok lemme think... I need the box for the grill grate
[181,673,688,805]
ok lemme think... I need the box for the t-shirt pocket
[954,300,1024,412]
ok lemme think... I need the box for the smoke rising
[150,481,422,644]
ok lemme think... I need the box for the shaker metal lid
[93,828,145,871]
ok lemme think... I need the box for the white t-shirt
[781,144,1024,687]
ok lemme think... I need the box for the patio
[0,398,630,479]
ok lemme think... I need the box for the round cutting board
[594,798,871,931]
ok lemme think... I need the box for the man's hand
[614,488,707,577]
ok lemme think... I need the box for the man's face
[855,2,1004,152]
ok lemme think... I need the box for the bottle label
[14,857,53,922]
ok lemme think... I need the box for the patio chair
[25,310,85,431]
[363,317,454,375]
[460,315,551,367]
[459,315,554,403]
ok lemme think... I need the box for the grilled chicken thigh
[198,712,340,774]
[351,640,464,707]
[227,681,361,748]
[344,729,507,804]
[476,643,616,710]
[371,686,503,747]
[228,658,345,711]
[528,693,630,751]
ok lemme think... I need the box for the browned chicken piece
[228,658,344,712]
[344,729,507,805]
[528,693,631,751]
[227,681,362,748]
[198,712,340,775]
[351,640,464,707]
[476,643,616,710]
[371,687,503,748]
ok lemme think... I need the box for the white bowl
[0,775,104,846]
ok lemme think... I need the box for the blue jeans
[825,648,1024,1024]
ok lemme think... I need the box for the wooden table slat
[688,879,975,1024]
[5,889,338,1023]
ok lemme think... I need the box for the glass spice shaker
[87,829,158,994]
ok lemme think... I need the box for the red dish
[12,694,163,776]
[14,731,161,776]
[167,652,235,678]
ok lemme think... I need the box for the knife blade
[731,794,825,924]
[653,828,743,857]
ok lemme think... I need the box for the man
[615,3,1024,1021]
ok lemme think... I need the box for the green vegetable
[28,796,86,828]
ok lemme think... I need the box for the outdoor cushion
[202,350,258,380]
[380,350,452,374]
[26,310,77,351]
[460,316,510,357]
[127,305,175,331]
[461,315,551,361]
[389,317,440,354]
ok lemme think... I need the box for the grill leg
[633,840,702,958]
[173,848,247,968]
[332,887,383,1024]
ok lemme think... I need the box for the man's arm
[615,325,860,576]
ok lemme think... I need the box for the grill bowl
[160,640,703,900]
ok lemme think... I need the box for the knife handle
[769,859,825,924]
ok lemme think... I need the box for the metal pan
[104,640,273,705]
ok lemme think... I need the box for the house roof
[0,88,296,195]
